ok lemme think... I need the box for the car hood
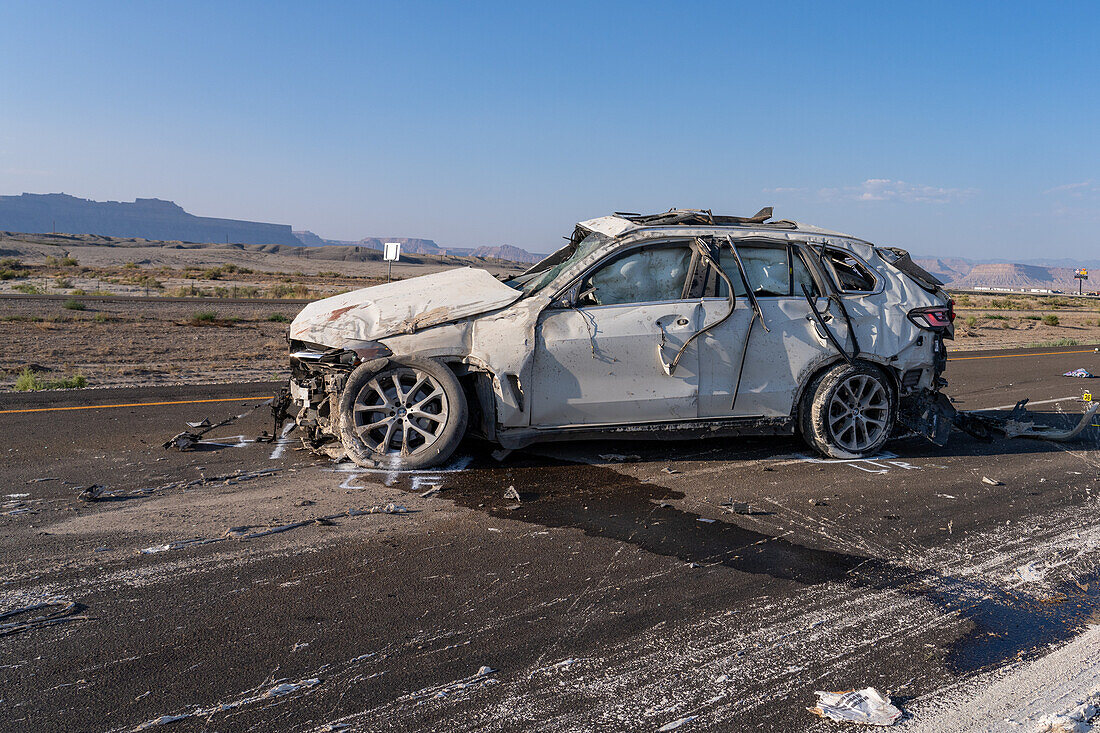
[289,267,523,347]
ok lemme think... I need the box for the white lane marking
[269,423,296,460]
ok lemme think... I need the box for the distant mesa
[0,193,301,246]
[293,231,545,264]
[912,256,1095,292]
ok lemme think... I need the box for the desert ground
[0,232,528,390]
[2,232,1099,391]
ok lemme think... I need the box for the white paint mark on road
[269,422,296,460]
[798,452,923,474]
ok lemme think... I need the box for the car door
[529,240,703,426]
[697,241,831,418]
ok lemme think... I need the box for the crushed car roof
[577,207,858,241]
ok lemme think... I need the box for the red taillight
[908,306,953,329]
[947,299,956,322]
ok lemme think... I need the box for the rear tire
[800,361,896,459]
[338,356,467,470]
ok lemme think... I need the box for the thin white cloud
[820,179,977,204]
[1043,180,1098,196]
[765,179,976,204]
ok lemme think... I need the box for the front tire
[338,357,467,470]
[800,361,896,459]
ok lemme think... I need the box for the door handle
[655,316,692,329]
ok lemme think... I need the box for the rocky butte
[0,193,301,246]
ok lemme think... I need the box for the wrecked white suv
[284,208,959,469]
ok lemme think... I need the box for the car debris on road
[0,600,89,637]
[810,687,903,726]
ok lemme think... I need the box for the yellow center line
[948,349,1097,362]
[0,396,273,415]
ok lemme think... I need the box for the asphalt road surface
[2,345,1099,732]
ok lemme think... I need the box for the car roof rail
[613,207,797,228]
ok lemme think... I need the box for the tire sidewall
[802,361,896,459]
[337,356,468,470]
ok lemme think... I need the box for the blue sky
[2,1,1098,258]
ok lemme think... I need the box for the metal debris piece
[720,500,753,514]
[162,431,201,451]
[982,477,1003,486]
[998,400,1098,442]
[662,467,681,474]
[1063,368,1095,378]
[420,484,444,498]
[503,486,521,501]
[139,504,415,554]
[163,401,272,451]
[810,687,902,726]
[0,600,89,637]
[77,485,105,502]
[599,453,641,462]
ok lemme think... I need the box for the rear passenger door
[697,241,830,418]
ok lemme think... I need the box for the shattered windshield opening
[506,232,614,295]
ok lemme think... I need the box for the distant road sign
[384,242,401,262]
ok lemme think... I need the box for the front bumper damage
[279,341,390,458]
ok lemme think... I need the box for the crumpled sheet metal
[289,267,522,347]
[1001,401,1099,441]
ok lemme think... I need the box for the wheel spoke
[412,388,444,410]
[407,421,436,441]
[406,373,429,401]
[408,409,445,424]
[355,415,392,436]
[366,379,391,409]
[390,374,407,404]
[381,419,399,451]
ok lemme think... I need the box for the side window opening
[574,244,693,307]
[708,244,791,298]
[823,248,876,292]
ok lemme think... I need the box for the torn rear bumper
[899,388,1099,446]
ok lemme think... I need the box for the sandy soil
[0,232,530,390]
[4,240,1100,392]
[951,291,1100,350]
[0,298,291,388]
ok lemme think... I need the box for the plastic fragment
[78,485,106,502]
[810,687,902,726]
